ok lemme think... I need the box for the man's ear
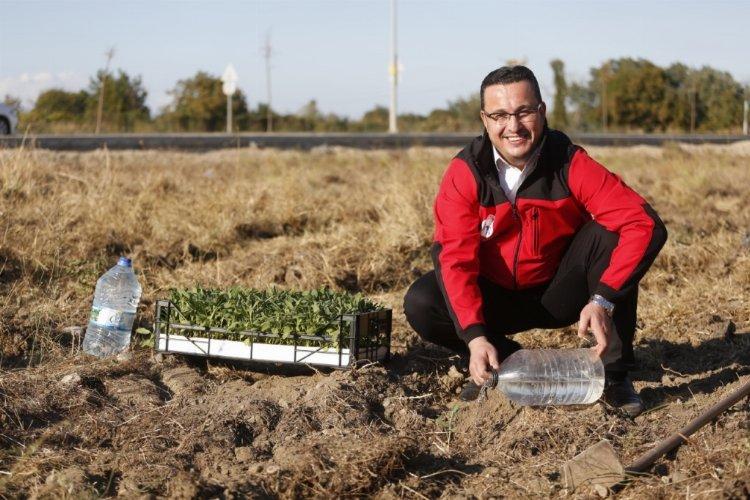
[539,102,547,119]
[480,111,488,131]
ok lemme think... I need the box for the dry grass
[0,142,748,498]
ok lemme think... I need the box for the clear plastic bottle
[82,256,142,357]
[486,348,604,405]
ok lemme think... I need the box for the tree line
[4,58,748,134]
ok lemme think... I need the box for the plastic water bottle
[82,257,142,357]
[486,348,604,405]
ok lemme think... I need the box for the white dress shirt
[492,140,544,204]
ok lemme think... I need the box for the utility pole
[227,94,233,133]
[689,88,696,133]
[95,46,115,134]
[262,32,273,132]
[743,100,748,135]
[388,0,398,133]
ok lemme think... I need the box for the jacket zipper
[532,207,540,255]
[511,204,522,289]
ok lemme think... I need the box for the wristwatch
[590,294,615,317]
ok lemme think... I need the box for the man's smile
[503,135,530,145]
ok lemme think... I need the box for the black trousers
[404,221,640,373]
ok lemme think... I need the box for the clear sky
[1,0,748,119]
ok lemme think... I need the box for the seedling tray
[153,299,391,368]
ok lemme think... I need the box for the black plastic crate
[153,299,391,368]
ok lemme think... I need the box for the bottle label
[90,306,135,331]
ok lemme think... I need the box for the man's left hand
[577,302,613,358]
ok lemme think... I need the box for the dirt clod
[58,372,81,387]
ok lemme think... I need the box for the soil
[1,331,747,499]
[0,145,749,498]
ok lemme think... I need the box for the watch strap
[590,294,615,316]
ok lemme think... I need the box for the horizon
[1,0,749,119]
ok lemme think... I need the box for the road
[0,132,748,151]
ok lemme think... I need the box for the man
[403,66,667,417]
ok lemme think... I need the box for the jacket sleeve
[567,149,668,302]
[431,158,487,344]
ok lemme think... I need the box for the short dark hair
[480,66,543,110]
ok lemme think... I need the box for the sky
[1,0,749,119]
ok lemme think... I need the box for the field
[0,141,748,498]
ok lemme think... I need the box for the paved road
[0,132,747,151]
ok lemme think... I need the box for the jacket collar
[470,123,551,178]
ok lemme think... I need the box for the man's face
[480,80,546,168]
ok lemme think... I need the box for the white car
[0,104,18,135]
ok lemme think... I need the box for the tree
[86,69,150,132]
[690,66,744,131]
[445,94,482,131]
[357,106,389,132]
[570,58,675,132]
[567,79,598,132]
[550,59,569,129]
[663,63,692,132]
[418,94,482,132]
[26,89,89,127]
[567,58,745,132]
[605,58,672,132]
[161,71,249,132]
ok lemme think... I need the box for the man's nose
[505,114,522,132]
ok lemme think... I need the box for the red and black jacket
[432,128,667,344]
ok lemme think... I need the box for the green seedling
[164,286,383,349]
[135,327,154,348]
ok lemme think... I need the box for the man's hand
[578,301,613,357]
[467,336,500,385]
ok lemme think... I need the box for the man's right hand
[467,336,500,386]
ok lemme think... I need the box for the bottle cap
[117,256,132,267]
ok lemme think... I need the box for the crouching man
[404,66,667,417]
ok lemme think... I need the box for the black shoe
[495,336,523,362]
[603,377,644,417]
[459,380,482,402]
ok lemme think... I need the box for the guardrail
[0,132,747,151]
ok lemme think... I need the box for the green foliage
[135,327,154,348]
[357,105,390,132]
[165,286,382,348]
[160,71,250,132]
[25,89,89,127]
[550,59,569,129]
[265,100,350,132]
[690,66,745,131]
[387,93,483,133]
[86,69,150,131]
[607,59,672,132]
[22,69,149,132]
[568,58,746,132]
[18,59,745,134]
[437,93,483,132]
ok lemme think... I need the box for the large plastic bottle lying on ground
[486,348,605,405]
[82,256,142,357]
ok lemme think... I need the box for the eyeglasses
[482,103,542,125]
